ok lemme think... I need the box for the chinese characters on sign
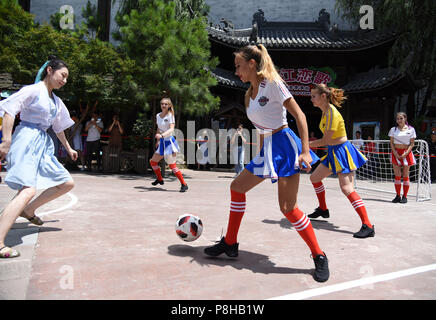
[279,67,336,96]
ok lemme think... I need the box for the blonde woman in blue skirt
[0,56,77,258]
[204,44,329,282]
[308,84,374,238]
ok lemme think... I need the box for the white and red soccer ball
[175,214,203,242]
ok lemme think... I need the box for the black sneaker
[392,195,401,203]
[151,179,164,186]
[180,184,188,192]
[308,207,330,219]
[400,196,408,204]
[313,253,329,282]
[204,237,239,258]
[353,224,375,238]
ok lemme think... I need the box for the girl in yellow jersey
[308,84,374,238]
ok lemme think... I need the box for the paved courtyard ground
[1,168,435,301]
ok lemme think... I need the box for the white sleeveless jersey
[247,79,292,133]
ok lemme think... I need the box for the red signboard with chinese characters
[279,67,337,96]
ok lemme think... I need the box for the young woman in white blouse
[0,56,77,258]
[149,97,188,192]
[204,44,329,283]
[388,112,416,203]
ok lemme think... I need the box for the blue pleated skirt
[5,122,72,190]
[245,127,319,183]
[155,136,180,156]
[319,140,367,174]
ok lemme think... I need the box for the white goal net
[349,139,432,202]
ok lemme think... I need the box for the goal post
[350,139,432,202]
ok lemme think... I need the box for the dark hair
[41,55,68,80]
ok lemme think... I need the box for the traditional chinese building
[208,9,419,140]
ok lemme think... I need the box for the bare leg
[22,180,74,218]
[0,187,36,248]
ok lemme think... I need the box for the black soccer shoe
[400,196,408,204]
[152,179,164,186]
[353,224,375,238]
[204,237,239,258]
[313,253,329,283]
[392,195,401,203]
[308,207,330,219]
[180,184,189,192]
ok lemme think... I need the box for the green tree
[0,0,34,78]
[335,0,436,117]
[117,0,219,123]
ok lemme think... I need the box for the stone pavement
[0,169,435,300]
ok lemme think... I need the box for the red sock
[312,182,327,210]
[150,160,163,181]
[284,207,323,257]
[394,176,401,196]
[169,163,186,185]
[347,191,372,228]
[224,189,246,245]
[403,177,410,197]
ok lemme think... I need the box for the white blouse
[0,81,74,133]
[156,112,175,134]
[388,126,416,145]
[247,79,292,133]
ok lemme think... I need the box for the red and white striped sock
[394,176,402,196]
[169,163,186,185]
[347,191,372,228]
[402,177,410,198]
[312,182,327,210]
[224,190,246,245]
[284,207,323,257]
[150,160,163,181]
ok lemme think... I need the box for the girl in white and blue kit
[149,97,188,192]
[0,56,77,258]
[204,44,329,282]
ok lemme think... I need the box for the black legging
[86,140,102,169]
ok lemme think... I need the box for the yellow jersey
[319,104,347,139]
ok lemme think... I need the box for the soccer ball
[175,214,203,242]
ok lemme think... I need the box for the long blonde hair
[312,83,347,108]
[161,97,175,116]
[234,44,284,107]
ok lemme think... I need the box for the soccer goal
[351,139,432,202]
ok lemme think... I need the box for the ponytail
[313,83,347,108]
[235,44,284,107]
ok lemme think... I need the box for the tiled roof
[210,67,249,90]
[208,19,397,51]
[211,67,404,94]
[342,68,404,93]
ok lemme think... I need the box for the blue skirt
[155,136,180,156]
[319,140,367,174]
[5,122,72,190]
[245,127,319,183]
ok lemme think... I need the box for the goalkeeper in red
[308,84,375,238]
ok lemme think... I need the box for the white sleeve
[0,85,37,117]
[388,127,395,137]
[272,80,293,105]
[169,114,175,124]
[411,127,417,139]
[52,99,74,133]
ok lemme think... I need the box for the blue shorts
[245,127,319,183]
[319,140,367,174]
[155,136,180,156]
